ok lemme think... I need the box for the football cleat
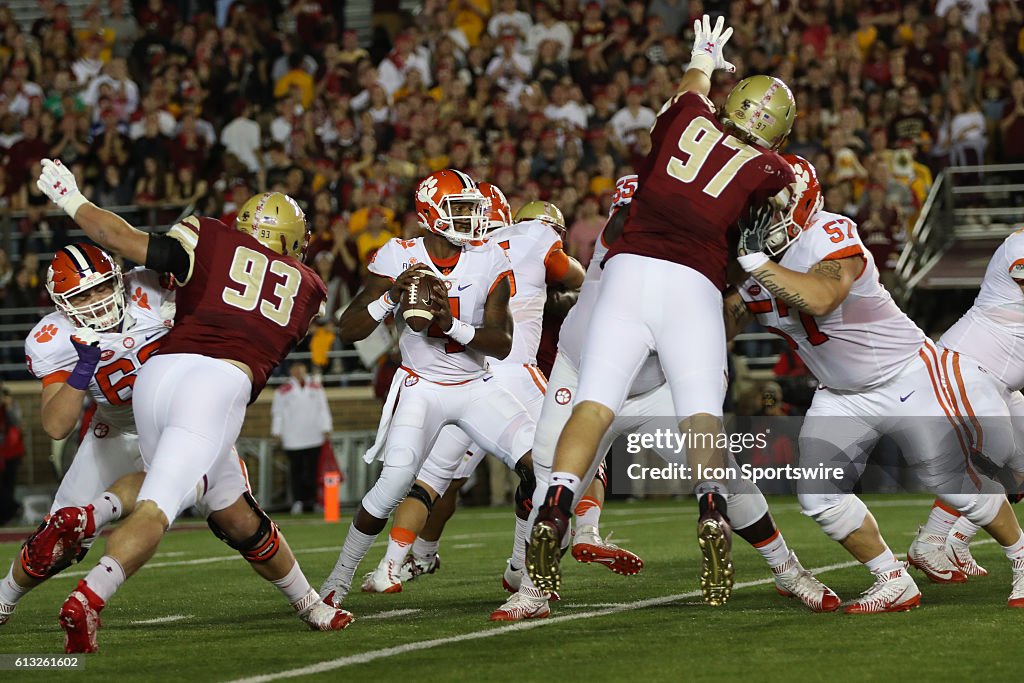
[907,529,968,584]
[361,559,403,594]
[502,561,560,601]
[0,600,15,626]
[489,586,550,621]
[1009,558,1024,608]
[319,578,351,609]
[60,583,103,653]
[398,553,441,583]
[525,506,569,594]
[697,494,734,606]
[772,552,841,612]
[571,525,644,576]
[22,506,94,579]
[295,589,354,631]
[844,565,921,614]
[945,530,988,577]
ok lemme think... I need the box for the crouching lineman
[492,175,839,620]
[728,155,1024,612]
[361,189,591,595]
[910,228,1024,585]
[0,243,349,637]
[320,169,536,606]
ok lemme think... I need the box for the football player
[36,160,349,653]
[728,155,1024,612]
[491,175,839,620]
[528,15,798,606]
[319,169,536,607]
[910,230,1024,580]
[361,188,588,596]
[1,245,347,636]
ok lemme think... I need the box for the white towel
[363,367,409,463]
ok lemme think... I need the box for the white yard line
[361,609,422,620]
[130,614,192,625]
[226,538,999,683]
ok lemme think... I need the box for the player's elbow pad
[146,234,190,282]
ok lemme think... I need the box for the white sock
[88,491,124,530]
[383,527,416,565]
[695,481,730,497]
[1001,530,1024,561]
[754,530,792,571]
[82,556,127,603]
[864,548,902,576]
[271,561,315,608]
[574,496,602,530]
[549,472,581,494]
[325,523,377,594]
[0,563,30,605]
[412,537,439,562]
[950,516,981,544]
[510,516,529,569]
[921,500,960,540]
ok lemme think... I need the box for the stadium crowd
[0,0,1022,391]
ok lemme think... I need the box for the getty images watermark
[623,428,844,485]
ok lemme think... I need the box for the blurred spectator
[271,361,332,515]
[1001,78,1024,162]
[356,208,397,264]
[526,1,572,61]
[0,381,24,525]
[567,194,604,267]
[888,84,935,155]
[220,100,262,174]
[610,85,656,151]
[856,184,904,289]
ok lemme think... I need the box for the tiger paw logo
[132,287,150,310]
[93,423,109,439]
[555,387,572,405]
[34,324,59,343]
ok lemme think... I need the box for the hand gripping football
[401,272,440,332]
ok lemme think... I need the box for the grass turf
[0,495,1018,682]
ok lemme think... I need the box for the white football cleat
[489,586,550,621]
[907,529,967,583]
[361,559,403,594]
[945,530,988,577]
[571,525,644,576]
[0,600,15,626]
[398,553,441,583]
[1009,558,1024,608]
[294,589,354,631]
[772,552,841,613]
[502,559,522,593]
[844,565,921,614]
[319,576,351,608]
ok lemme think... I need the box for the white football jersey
[487,219,562,366]
[939,229,1024,389]
[737,210,925,392]
[557,226,667,395]
[25,268,175,434]
[368,237,513,383]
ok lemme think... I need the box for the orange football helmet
[761,154,823,255]
[414,169,488,245]
[47,243,126,330]
[479,181,512,235]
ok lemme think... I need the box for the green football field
[0,496,1019,682]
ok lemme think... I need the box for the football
[401,271,442,332]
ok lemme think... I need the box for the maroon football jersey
[160,217,327,401]
[607,91,795,291]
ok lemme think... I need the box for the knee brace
[207,492,281,563]
[806,494,869,542]
[726,476,770,531]
[362,463,417,520]
[940,476,1006,527]
[407,483,435,512]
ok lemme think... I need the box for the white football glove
[37,158,90,218]
[690,14,735,78]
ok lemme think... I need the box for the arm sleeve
[146,234,192,284]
